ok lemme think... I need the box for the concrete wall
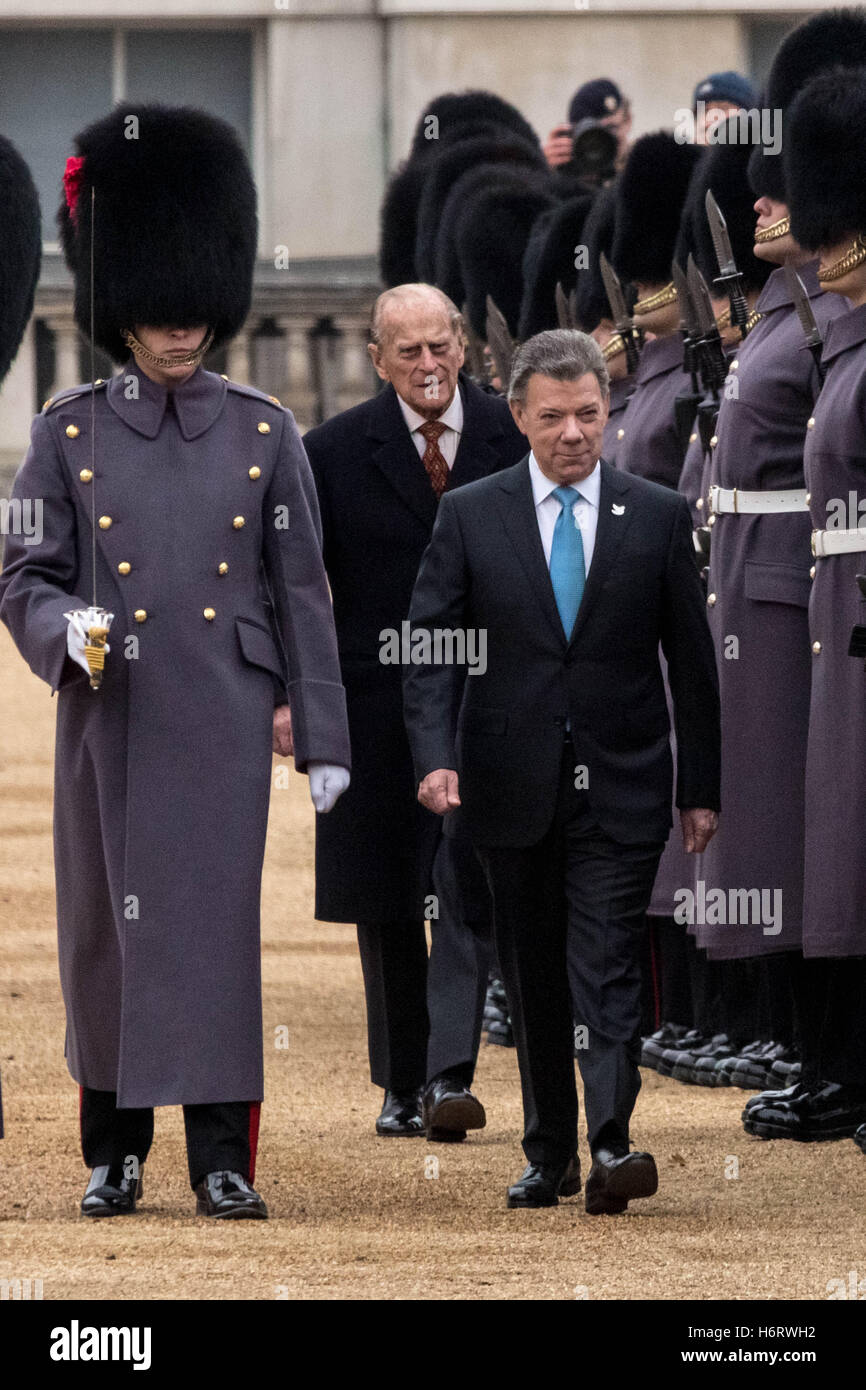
[0,0,825,453]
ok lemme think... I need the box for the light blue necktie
[549,485,586,639]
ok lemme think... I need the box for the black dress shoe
[506,1156,581,1209]
[720,1041,799,1091]
[854,1124,866,1155]
[742,1081,866,1141]
[194,1170,268,1219]
[671,1034,736,1085]
[641,1022,689,1071]
[81,1164,143,1218]
[585,1148,658,1215]
[483,977,515,1048]
[743,1079,810,1113]
[422,1076,486,1143]
[375,1088,424,1136]
[655,1030,709,1078]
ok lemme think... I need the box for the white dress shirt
[528,451,601,575]
[397,388,464,469]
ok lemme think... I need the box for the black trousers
[357,826,495,1093]
[478,738,664,1166]
[789,956,866,1089]
[79,1087,261,1190]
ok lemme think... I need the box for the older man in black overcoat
[304,284,527,1138]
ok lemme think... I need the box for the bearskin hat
[379,91,541,286]
[574,180,619,332]
[413,132,546,284]
[0,135,41,384]
[58,104,257,364]
[611,132,703,286]
[787,66,866,252]
[407,90,540,163]
[749,8,866,200]
[455,168,556,338]
[518,193,595,340]
[678,125,771,293]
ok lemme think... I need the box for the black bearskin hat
[414,132,545,283]
[379,91,540,286]
[749,8,866,200]
[455,168,555,339]
[58,104,257,364]
[787,66,866,252]
[0,135,41,384]
[574,180,619,332]
[407,90,539,163]
[518,193,595,340]
[611,132,702,286]
[679,125,771,293]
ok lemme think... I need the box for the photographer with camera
[543,78,632,188]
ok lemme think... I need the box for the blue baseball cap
[692,71,757,111]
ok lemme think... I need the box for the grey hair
[507,329,609,404]
[369,283,464,348]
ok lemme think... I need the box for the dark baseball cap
[692,70,757,111]
[568,79,626,125]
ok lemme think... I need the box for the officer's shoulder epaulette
[221,376,285,410]
[42,379,108,414]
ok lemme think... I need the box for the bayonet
[785,264,826,384]
[461,302,487,384]
[600,252,640,373]
[705,189,750,338]
[555,281,574,330]
[672,259,701,394]
[485,294,515,390]
[687,255,729,396]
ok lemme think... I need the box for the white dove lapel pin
[611,503,625,516]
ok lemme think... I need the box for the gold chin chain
[818,234,866,283]
[633,281,678,315]
[755,216,790,244]
[720,306,763,342]
[122,327,214,368]
[603,332,625,361]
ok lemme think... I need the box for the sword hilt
[713,271,749,338]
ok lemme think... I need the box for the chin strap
[122,327,214,369]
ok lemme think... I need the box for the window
[0,26,252,246]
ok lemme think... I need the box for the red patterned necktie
[418,420,449,498]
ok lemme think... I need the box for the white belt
[811,527,866,558]
[709,485,809,515]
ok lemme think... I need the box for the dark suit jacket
[304,374,527,920]
[403,455,721,849]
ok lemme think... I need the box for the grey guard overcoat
[802,303,866,959]
[613,332,695,917]
[0,364,350,1107]
[601,373,633,466]
[699,263,847,959]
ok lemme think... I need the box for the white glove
[64,608,111,677]
[308,762,350,813]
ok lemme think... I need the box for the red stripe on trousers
[247,1102,261,1185]
[648,920,661,1031]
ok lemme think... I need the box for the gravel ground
[1,625,864,1301]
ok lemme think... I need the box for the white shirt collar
[528,452,601,509]
[397,386,464,437]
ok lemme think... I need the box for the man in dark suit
[403,328,720,1210]
[303,284,527,1139]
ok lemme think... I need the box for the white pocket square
[611,503,625,515]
